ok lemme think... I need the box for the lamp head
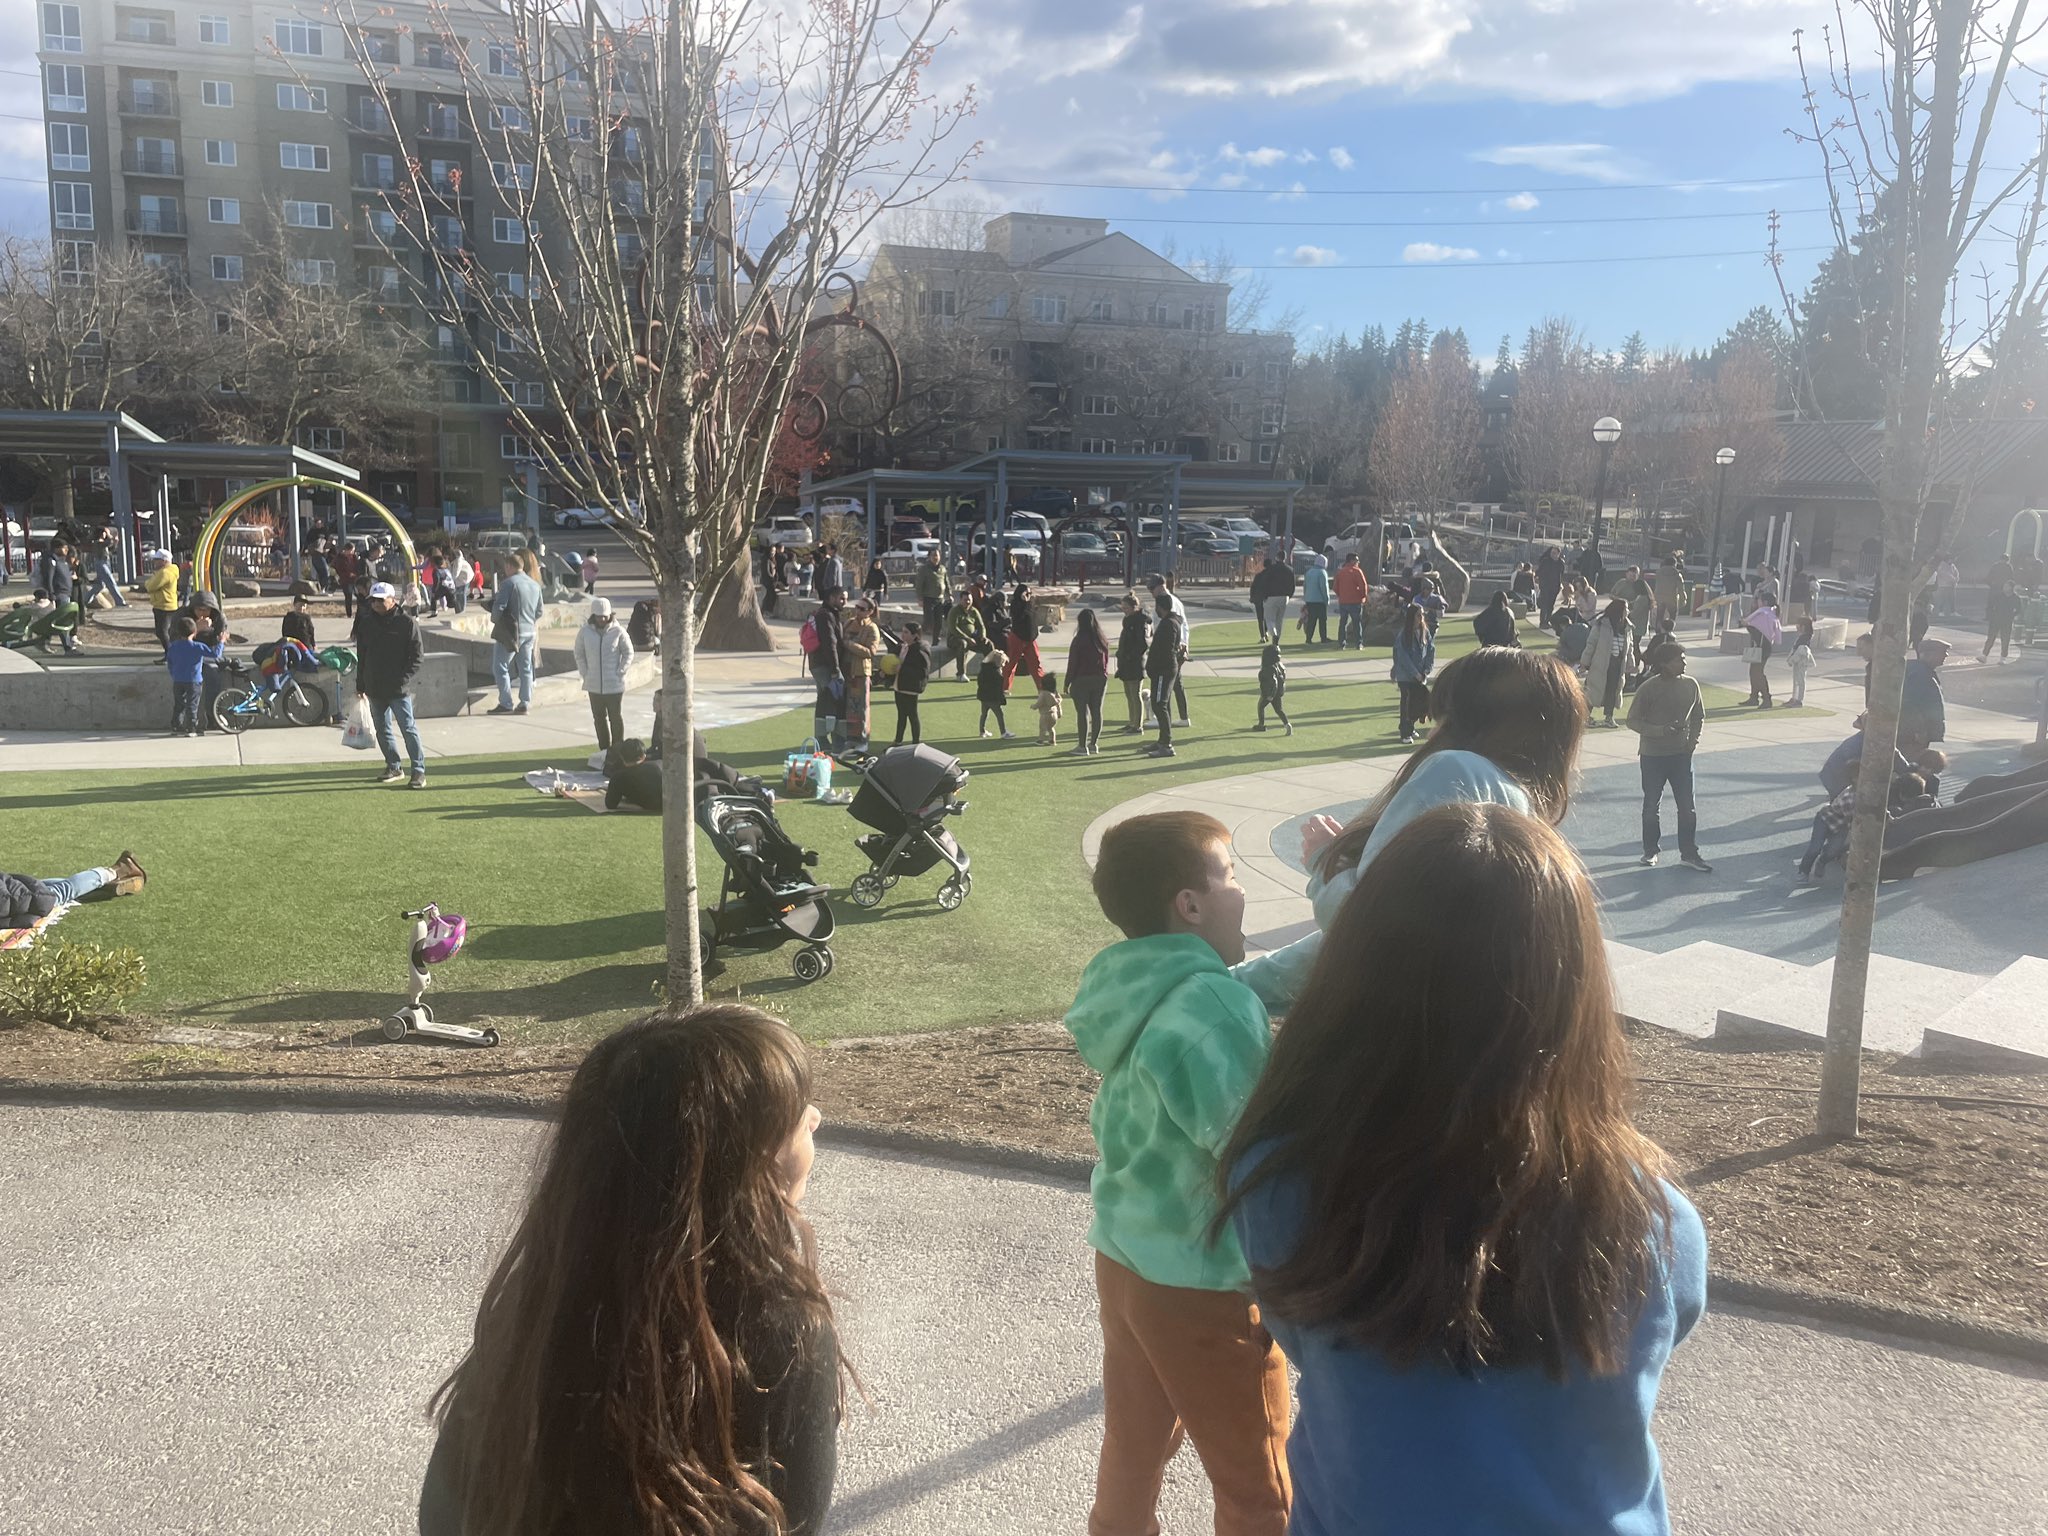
[1592,416,1623,446]
[1715,446,1737,467]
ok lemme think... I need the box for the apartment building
[857,213,1293,475]
[34,0,713,520]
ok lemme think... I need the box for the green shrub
[0,941,148,1029]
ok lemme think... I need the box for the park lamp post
[1589,416,1622,555]
[1710,446,1736,588]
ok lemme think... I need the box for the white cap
[588,596,612,617]
[367,581,397,600]
[148,548,172,562]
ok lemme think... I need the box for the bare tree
[1371,328,1481,527]
[1503,317,1615,534]
[341,0,972,1005]
[1787,0,2046,1136]
[0,239,205,517]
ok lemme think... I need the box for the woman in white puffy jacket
[573,597,636,750]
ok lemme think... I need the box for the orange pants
[1089,1251,1292,1536]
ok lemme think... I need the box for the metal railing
[117,87,178,115]
[125,206,185,235]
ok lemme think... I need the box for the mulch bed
[3,1018,2044,1337]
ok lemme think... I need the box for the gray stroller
[847,743,972,910]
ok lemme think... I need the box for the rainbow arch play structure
[191,476,418,598]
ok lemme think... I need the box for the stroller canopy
[851,743,965,828]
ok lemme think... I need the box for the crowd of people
[419,645,1709,1536]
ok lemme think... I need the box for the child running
[1067,811,1291,1536]
[1036,671,1063,746]
[1254,639,1291,735]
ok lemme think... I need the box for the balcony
[349,104,396,136]
[355,218,410,249]
[354,169,400,193]
[419,116,470,143]
[126,207,186,236]
[119,19,175,45]
[117,87,179,117]
[121,148,183,177]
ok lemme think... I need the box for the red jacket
[1333,565,1369,604]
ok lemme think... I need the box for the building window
[200,79,233,107]
[500,434,532,461]
[518,382,545,406]
[917,287,957,319]
[212,310,235,335]
[1082,351,1100,372]
[565,114,592,141]
[489,104,529,132]
[207,197,240,224]
[486,43,518,76]
[616,232,643,266]
[1223,360,1246,381]
[357,30,398,64]
[1217,443,1241,463]
[416,35,458,69]
[288,258,337,285]
[277,83,327,112]
[432,216,465,251]
[211,253,243,281]
[204,139,236,166]
[361,208,398,242]
[359,153,395,188]
[52,181,92,230]
[492,160,534,191]
[365,265,401,297]
[43,3,83,52]
[275,18,323,55]
[301,427,346,452]
[1088,297,1112,321]
[1082,394,1116,416]
[57,239,96,285]
[493,326,528,352]
[1029,293,1067,323]
[199,13,228,43]
[619,126,643,161]
[1079,437,1115,454]
[45,64,86,114]
[280,142,330,171]
[283,200,333,229]
[442,433,478,468]
[493,217,526,244]
[495,271,528,298]
[987,345,1010,366]
[1258,443,1276,464]
[1260,403,1283,436]
[49,123,89,173]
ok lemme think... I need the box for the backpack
[798,614,820,654]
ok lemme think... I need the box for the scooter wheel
[791,947,826,983]
[481,1029,500,1047]
[381,1015,408,1042]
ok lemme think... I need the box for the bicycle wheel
[282,680,327,727]
[213,686,257,734]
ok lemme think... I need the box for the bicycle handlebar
[401,904,441,920]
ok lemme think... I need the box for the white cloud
[1403,242,1482,262]
[1503,191,1541,211]
[1470,143,1640,182]
[1293,149,1318,164]
[1269,181,1308,201]
[1285,244,1341,266]
[1329,146,1355,171]
[1220,142,1289,167]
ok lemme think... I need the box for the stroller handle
[401,904,441,920]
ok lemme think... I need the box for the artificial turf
[1,624,1810,1044]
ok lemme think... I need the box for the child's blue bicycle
[210,661,329,734]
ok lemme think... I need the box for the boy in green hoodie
[1068,810,1291,1536]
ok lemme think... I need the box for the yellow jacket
[145,564,181,611]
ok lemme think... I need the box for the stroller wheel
[937,875,970,911]
[791,946,827,983]
[698,913,717,971]
[819,948,836,976]
[849,873,884,909]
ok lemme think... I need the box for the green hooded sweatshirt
[1065,932,1271,1292]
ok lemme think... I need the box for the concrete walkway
[3,1103,2043,1536]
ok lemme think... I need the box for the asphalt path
[2,1104,2044,1535]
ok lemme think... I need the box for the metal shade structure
[121,441,360,586]
[0,409,163,579]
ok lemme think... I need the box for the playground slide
[1956,757,2048,804]
[1880,784,2048,880]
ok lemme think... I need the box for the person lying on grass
[2,853,146,927]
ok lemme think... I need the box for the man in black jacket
[351,581,428,788]
[808,586,848,749]
[1249,556,1297,643]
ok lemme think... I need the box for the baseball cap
[588,596,612,617]
[368,581,397,600]
[148,547,172,562]
[1144,572,1166,588]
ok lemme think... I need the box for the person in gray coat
[489,555,545,714]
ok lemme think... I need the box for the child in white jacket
[1788,617,1815,707]
[573,598,636,751]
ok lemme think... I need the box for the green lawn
[2,624,1816,1045]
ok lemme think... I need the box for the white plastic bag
[342,693,375,750]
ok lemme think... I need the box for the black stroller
[847,743,972,910]
[695,792,837,982]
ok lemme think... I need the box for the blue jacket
[1391,627,1435,684]
[1303,563,1331,604]
[1233,1153,1706,1536]
[491,572,544,642]
[164,636,222,685]
[1232,750,1532,1011]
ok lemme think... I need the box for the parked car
[815,496,864,526]
[475,529,533,558]
[1183,528,1241,557]
[888,515,932,548]
[1324,519,1415,564]
[754,513,816,549]
[1192,515,1269,553]
[552,505,609,530]
[1058,530,1109,559]
[970,531,1042,576]
[1019,486,1076,518]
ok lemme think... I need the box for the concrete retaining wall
[0,652,471,731]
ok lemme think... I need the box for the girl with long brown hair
[1219,802,1705,1534]
[418,1006,841,1536]
[1232,645,1586,1010]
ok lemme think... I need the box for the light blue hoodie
[1304,558,1331,605]
[1232,750,1534,1012]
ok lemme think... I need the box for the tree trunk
[659,565,705,1007]
[698,553,775,651]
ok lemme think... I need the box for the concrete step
[1714,953,1993,1056]
[1919,955,2048,1068]
[1611,940,1811,1039]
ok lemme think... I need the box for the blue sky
[1,0,2034,353]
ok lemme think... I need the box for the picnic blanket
[524,768,611,814]
[0,902,74,951]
